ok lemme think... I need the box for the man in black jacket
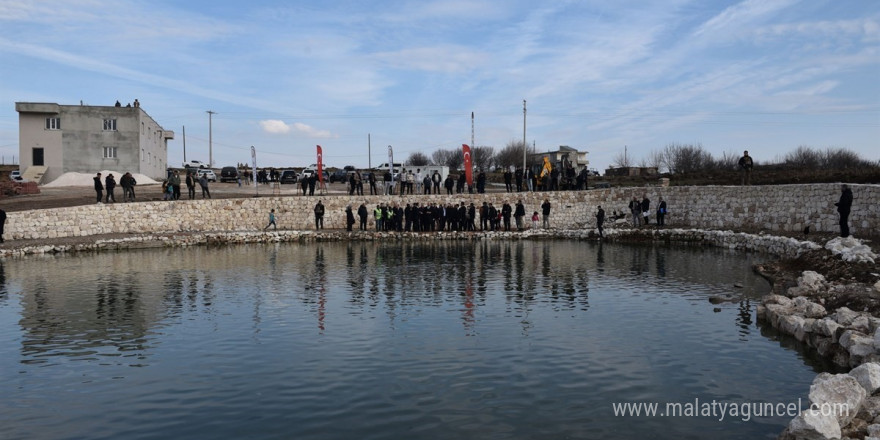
[93,173,104,203]
[835,184,853,237]
[514,200,526,231]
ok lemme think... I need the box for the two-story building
[15,102,174,184]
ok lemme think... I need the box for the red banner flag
[316,145,324,182]
[462,144,473,186]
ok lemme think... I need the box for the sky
[0,0,878,172]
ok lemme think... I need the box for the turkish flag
[462,144,473,186]
[317,145,324,182]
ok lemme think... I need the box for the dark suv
[279,170,298,184]
[220,166,239,182]
[329,169,349,183]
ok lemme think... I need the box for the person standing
[104,173,116,203]
[629,197,641,227]
[656,197,667,227]
[835,184,853,238]
[94,172,104,203]
[514,200,526,231]
[444,174,455,195]
[596,205,605,238]
[531,211,539,229]
[358,203,368,230]
[738,150,753,186]
[368,172,378,195]
[186,171,196,199]
[501,201,512,231]
[503,169,512,192]
[0,208,6,243]
[264,209,277,230]
[314,200,325,229]
[541,198,551,229]
[354,170,364,196]
[168,170,181,200]
[432,170,442,194]
[199,174,211,198]
[641,195,651,226]
[345,205,356,231]
[476,169,486,194]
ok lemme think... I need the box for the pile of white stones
[760,271,880,439]
[781,363,880,439]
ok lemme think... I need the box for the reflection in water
[4,241,775,366]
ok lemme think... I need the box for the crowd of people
[272,199,557,233]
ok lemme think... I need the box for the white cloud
[292,122,336,139]
[260,120,292,134]
[694,0,800,38]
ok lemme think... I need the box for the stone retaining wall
[5,183,878,240]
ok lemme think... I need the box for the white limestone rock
[850,363,880,395]
[813,318,842,338]
[834,307,861,327]
[809,373,866,427]
[788,409,841,440]
[792,296,827,319]
[799,270,829,292]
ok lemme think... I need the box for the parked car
[300,169,329,182]
[220,166,239,182]
[183,160,207,169]
[279,170,298,184]
[197,169,217,182]
[329,169,349,183]
[9,170,22,181]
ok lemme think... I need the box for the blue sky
[1,0,878,171]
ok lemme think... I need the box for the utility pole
[207,110,216,167]
[471,111,474,150]
[182,126,186,162]
[522,100,527,171]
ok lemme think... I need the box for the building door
[33,148,44,166]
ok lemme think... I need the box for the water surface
[0,241,834,439]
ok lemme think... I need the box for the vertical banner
[462,144,473,186]
[387,145,394,186]
[316,145,324,182]
[250,145,258,196]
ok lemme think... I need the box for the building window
[46,117,61,130]
[103,147,118,158]
[103,119,117,131]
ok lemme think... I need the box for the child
[531,211,539,229]
[264,209,277,230]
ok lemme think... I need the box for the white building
[15,102,174,183]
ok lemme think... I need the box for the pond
[0,241,837,439]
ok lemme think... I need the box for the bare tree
[432,148,464,170]
[471,146,495,171]
[712,150,740,171]
[407,152,430,166]
[662,143,713,174]
[644,149,666,172]
[611,148,632,168]
[822,147,868,169]
[785,145,822,170]
[495,140,526,169]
